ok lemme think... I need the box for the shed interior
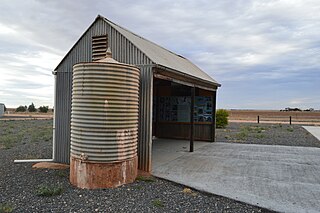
[152,78,215,142]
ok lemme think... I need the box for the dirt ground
[0,119,270,213]
[1,118,318,212]
[216,122,320,147]
[0,113,53,121]
[228,110,320,125]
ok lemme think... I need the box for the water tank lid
[97,48,119,64]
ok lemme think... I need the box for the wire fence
[228,111,320,125]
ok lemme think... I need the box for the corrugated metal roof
[55,15,220,86]
[101,16,220,86]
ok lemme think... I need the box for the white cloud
[0,0,319,109]
[0,23,16,34]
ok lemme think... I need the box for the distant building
[281,107,302,112]
[0,103,4,117]
[53,15,221,172]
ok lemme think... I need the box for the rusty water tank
[70,49,140,189]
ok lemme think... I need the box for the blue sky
[0,0,319,109]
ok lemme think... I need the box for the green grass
[0,120,52,149]
[23,153,44,159]
[0,203,14,213]
[133,185,143,190]
[136,175,155,182]
[236,125,267,140]
[56,170,68,178]
[30,128,52,143]
[152,199,164,208]
[0,133,23,149]
[286,127,294,132]
[254,134,265,139]
[236,131,248,140]
[35,185,63,197]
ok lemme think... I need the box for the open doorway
[151,77,216,170]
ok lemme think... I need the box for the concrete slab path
[152,139,209,169]
[152,142,320,213]
[303,126,320,140]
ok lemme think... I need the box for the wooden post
[190,87,195,152]
[257,115,260,124]
[211,90,217,142]
[155,87,160,137]
[290,116,292,125]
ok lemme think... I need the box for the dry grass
[0,120,52,149]
[0,203,14,213]
[228,110,320,124]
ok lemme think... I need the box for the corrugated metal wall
[55,71,72,163]
[55,18,154,171]
[138,66,153,171]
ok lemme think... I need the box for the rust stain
[116,128,138,159]
[70,156,138,189]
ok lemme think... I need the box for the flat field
[228,110,320,125]
[1,112,53,121]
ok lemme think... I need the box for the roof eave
[155,64,221,88]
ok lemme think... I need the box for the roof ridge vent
[97,48,119,64]
[106,47,112,58]
[92,34,108,61]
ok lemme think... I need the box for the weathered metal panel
[138,67,153,172]
[55,19,111,164]
[71,62,140,162]
[55,18,154,171]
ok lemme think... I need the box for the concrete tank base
[70,156,138,189]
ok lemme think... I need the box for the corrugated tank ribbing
[71,63,140,162]
[54,18,153,170]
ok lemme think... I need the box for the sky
[0,0,319,109]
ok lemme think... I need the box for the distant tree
[16,105,27,112]
[28,103,37,112]
[38,106,49,113]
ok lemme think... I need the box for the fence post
[257,115,260,124]
[289,116,292,125]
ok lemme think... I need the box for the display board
[194,96,212,122]
[155,96,212,122]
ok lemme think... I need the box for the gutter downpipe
[52,70,57,161]
[14,71,57,163]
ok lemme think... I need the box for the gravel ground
[216,122,320,147]
[0,120,271,213]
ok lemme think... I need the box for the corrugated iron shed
[53,15,220,172]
